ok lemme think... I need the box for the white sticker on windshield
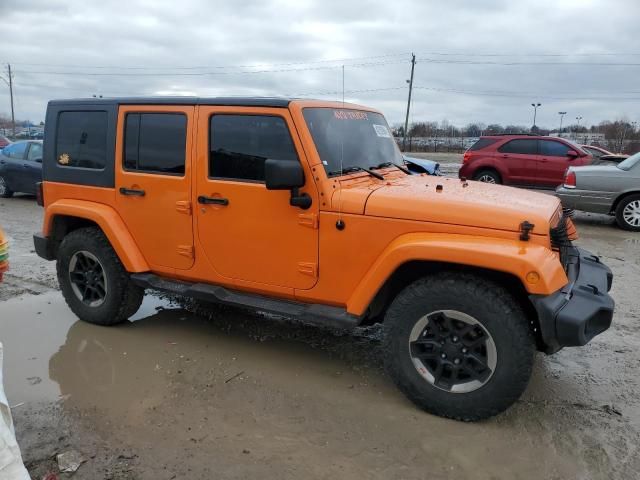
[373,124,391,138]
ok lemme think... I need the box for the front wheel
[615,194,640,231]
[57,227,144,325]
[0,175,13,198]
[383,273,534,421]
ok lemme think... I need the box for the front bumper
[531,247,614,354]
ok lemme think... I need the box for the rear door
[195,106,319,290]
[537,140,573,187]
[496,139,538,184]
[115,106,195,271]
[0,142,29,192]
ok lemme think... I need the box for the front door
[537,139,572,187]
[496,139,538,184]
[115,106,195,271]
[195,107,319,290]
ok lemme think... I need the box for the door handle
[198,195,229,206]
[119,187,146,196]
[23,163,29,168]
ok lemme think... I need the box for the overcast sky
[1,0,639,128]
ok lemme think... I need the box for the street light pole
[531,103,541,130]
[575,116,583,141]
[558,111,567,135]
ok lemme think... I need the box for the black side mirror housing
[265,159,311,209]
[265,159,305,190]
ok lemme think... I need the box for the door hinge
[176,200,192,215]
[297,262,318,277]
[298,213,318,229]
[177,245,194,258]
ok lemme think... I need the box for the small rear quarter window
[56,111,107,169]
[468,138,499,151]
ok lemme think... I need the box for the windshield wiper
[374,161,411,175]
[328,165,385,180]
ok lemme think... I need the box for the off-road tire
[383,272,535,421]
[615,194,640,232]
[473,169,501,184]
[57,227,144,325]
[0,175,13,198]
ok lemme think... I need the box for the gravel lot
[1,189,639,479]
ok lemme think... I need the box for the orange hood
[336,175,560,234]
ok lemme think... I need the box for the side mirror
[35,158,42,163]
[265,159,305,190]
[264,159,311,209]
[567,150,579,159]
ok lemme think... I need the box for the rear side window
[56,111,107,169]
[539,140,571,157]
[468,138,499,151]
[209,115,298,182]
[124,113,187,175]
[498,139,538,155]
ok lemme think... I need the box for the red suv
[459,135,592,188]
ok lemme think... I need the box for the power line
[416,58,640,66]
[8,53,410,71]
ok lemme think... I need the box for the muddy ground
[1,186,640,479]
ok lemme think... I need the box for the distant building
[550,132,606,144]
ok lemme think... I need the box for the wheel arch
[610,190,640,214]
[44,200,149,272]
[348,233,568,350]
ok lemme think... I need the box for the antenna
[336,65,345,231]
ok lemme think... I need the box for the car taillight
[563,170,576,189]
[36,182,44,206]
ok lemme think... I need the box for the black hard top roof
[48,97,295,107]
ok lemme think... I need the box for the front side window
[539,140,571,157]
[497,139,538,155]
[56,111,107,169]
[209,115,298,182]
[302,108,403,175]
[27,143,43,161]
[124,113,187,175]
[2,142,27,159]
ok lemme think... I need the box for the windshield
[617,152,640,171]
[303,107,403,176]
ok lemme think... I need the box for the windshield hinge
[519,221,535,241]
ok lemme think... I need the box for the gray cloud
[1,0,639,128]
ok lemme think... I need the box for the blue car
[0,140,43,197]
[403,155,441,176]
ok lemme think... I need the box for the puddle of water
[0,290,626,478]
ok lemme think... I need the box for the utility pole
[7,64,15,139]
[402,53,416,152]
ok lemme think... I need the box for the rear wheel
[473,169,501,184]
[0,175,13,198]
[615,194,640,231]
[57,227,144,325]
[383,273,534,421]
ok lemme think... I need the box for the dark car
[459,135,592,188]
[0,140,43,197]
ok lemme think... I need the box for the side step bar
[130,273,361,330]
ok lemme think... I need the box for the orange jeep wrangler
[34,97,614,420]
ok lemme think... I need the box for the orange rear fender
[347,233,568,316]
[44,199,149,272]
